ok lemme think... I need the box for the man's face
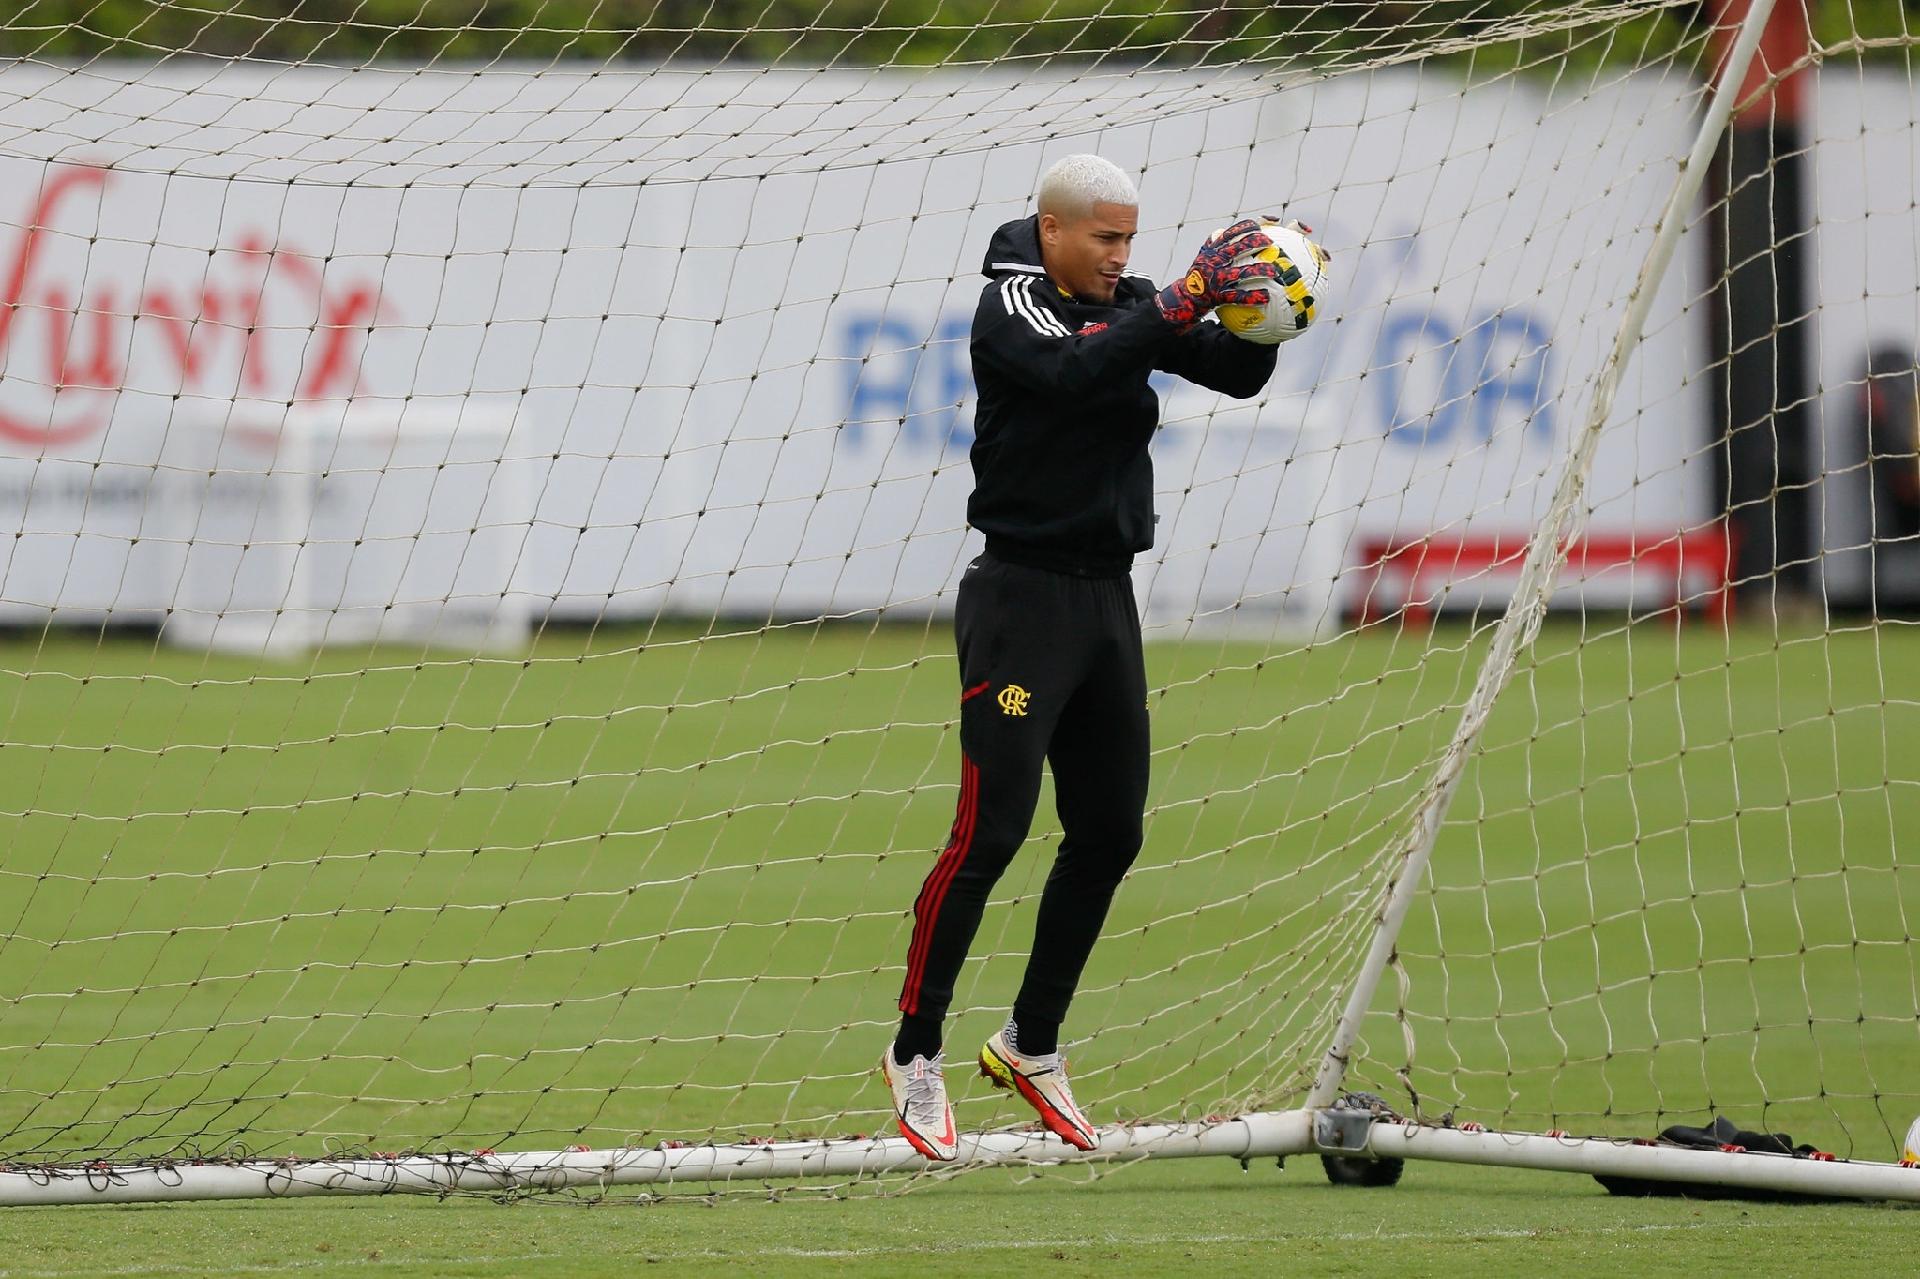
[1039,202,1138,303]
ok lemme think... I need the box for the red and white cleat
[978,1029,1097,1151]
[880,1048,958,1162]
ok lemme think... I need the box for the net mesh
[1,0,1916,1183]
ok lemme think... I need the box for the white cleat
[880,1048,958,1162]
[978,1029,1097,1151]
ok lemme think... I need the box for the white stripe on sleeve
[1012,277,1073,337]
[1001,278,1060,338]
[999,278,1032,326]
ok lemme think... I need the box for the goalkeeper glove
[1154,217,1281,331]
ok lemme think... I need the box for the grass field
[9,1159,1920,1278]
[3,616,1919,1267]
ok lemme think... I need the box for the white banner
[0,60,1719,632]
[1812,68,1920,604]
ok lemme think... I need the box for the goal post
[1304,0,1781,1116]
[6,0,1920,1209]
[159,400,533,657]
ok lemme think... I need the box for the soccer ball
[1214,220,1330,345]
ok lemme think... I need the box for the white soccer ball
[1214,220,1331,346]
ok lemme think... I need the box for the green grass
[8,1160,1920,1277]
[3,616,1919,1266]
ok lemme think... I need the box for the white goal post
[6,0,1920,1209]
[160,400,532,656]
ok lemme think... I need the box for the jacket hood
[982,215,1048,279]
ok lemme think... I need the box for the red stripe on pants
[900,754,978,1015]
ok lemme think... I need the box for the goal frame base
[9,1108,1920,1207]
[0,1111,1313,1206]
[1330,1111,1920,1203]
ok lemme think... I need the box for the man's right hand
[1154,218,1281,331]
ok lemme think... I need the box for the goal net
[2,0,1916,1202]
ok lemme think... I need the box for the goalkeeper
[882,153,1290,1160]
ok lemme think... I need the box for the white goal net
[2,0,1917,1202]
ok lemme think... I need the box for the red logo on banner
[0,165,390,447]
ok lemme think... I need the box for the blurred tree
[0,0,1905,69]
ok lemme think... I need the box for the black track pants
[897,551,1151,1031]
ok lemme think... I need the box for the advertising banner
[0,60,1715,636]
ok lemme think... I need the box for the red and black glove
[1154,218,1280,331]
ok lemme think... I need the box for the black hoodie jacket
[966,214,1279,576]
